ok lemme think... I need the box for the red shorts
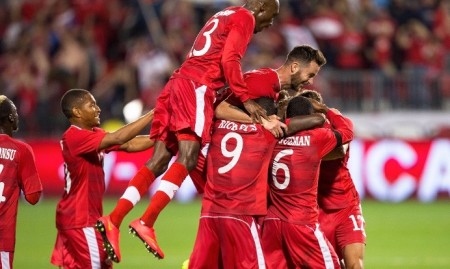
[50,228,112,269]
[319,203,366,259]
[189,213,265,269]
[0,251,13,269]
[262,218,340,269]
[149,78,215,154]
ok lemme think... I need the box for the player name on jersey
[214,10,236,17]
[278,136,311,146]
[217,120,257,132]
[0,147,17,160]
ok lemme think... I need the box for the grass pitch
[15,198,450,269]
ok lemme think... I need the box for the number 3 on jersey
[0,164,6,202]
[190,18,219,57]
[218,132,243,174]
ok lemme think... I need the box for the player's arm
[25,192,41,205]
[215,100,286,138]
[215,100,252,123]
[221,15,268,123]
[98,109,154,150]
[322,107,354,146]
[284,114,326,136]
[322,143,348,161]
[118,135,155,152]
[20,144,43,205]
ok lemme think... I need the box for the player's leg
[96,80,175,262]
[0,251,13,269]
[188,214,221,269]
[342,243,365,269]
[130,136,200,259]
[261,218,289,269]
[96,141,172,262]
[284,223,340,269]
[61,228,112,269]
[220,215,266,269]
[335,205,366,269]
[50,231,77,268]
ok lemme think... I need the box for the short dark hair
[253,97,277,116]
[299,89,323,103]
[286,96,314,118]
[0,95,14,124]
[61,89,90,119]
[285,45,327,67]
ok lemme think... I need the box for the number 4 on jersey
[0,164,6,202]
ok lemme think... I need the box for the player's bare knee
[177,152,199,171]
[146,152,171,175]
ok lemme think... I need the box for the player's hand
[262,115,287,138]
[308,98,329,114]
[243,99,269,124]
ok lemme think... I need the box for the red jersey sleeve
[325,110,354,144]
[222,10,255,103]
[17,143,42,195]
[244,68,280,100]
[65,127,107,156]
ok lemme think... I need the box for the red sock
[110,166,155,228]
[141,163,188,227]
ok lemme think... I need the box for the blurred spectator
[1,0,450,138]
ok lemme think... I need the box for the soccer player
[50,89,154,268]
[261,96,354,269]
[96,0,280,262]
[191,44,327,200]
[0,95,43,269]
[189,97,279,269]
[300,89,366,269]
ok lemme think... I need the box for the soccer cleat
[129,219,165,259]
[95,216,121,263]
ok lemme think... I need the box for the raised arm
[98,109,154,150]
[215,100,286,138]
[118,135,155,152]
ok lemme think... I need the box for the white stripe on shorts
[83,227,101,269]
[250,220,266,269]
[313,223,335,269]
[1,252,10,269]
[194,84,207,137]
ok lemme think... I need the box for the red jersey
[267,110,353,225]
[223,68,281,105]
[0,134,42,251]
[202,120,277,215]
[173,6,255,103]
[318,145,361,210]
[56,126,117,230]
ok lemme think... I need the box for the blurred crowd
[1,0,450,137]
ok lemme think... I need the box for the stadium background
[2,0,449,268]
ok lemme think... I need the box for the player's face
[253,0,280,33]
[9,101,19,132]
[78,94,101,127]
[290,61,321,90]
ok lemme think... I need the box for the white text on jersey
[0,147,17,161]
[217,120,257,132]
[278,136,311,146]
[214,10,236,17]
